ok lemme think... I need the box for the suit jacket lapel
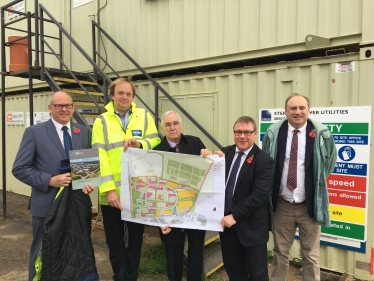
[305,120,315,171]
[277,122,288,176]
[225,147,235,181]
[235,144,258,189]
[45,119,66,158]
[71,123,82,150]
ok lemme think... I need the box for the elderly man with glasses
[153,111,211,281]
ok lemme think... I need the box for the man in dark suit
[216,116,273,281]
[153,111,212,281]
[262,94,337,281]
[12,91,94,281]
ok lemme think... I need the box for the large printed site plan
[121,148,225,231]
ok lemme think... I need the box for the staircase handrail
[92,21,222,149]
[42,38,104,112]
[39,4,112,100]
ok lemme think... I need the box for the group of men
[12,75,337,281]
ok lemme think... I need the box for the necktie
[62,126,72,158]
[174,144,179,153]
[287,129,299,191]
[225,152,244,214]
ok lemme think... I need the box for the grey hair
[284,93,310,108]
[50,91,73,104]
[161,111,182,126]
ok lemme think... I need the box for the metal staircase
[1,0,224,277]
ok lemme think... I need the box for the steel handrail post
[1,5,7,218]
[34,0,39,67]
[39,6,45,80]
[27,11,34,126]
[39,5,111,85]
[155,87,159,131]
[92,22,97,80]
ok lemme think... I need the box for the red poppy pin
[309,129,316,138]
[73,127,81,134]
[247,154,254,164]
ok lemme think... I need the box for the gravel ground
[0,191,343,281]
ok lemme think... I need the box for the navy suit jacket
[222,143,273,247]
[12,119,91,218]
[272,120,315,218]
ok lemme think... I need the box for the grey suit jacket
[12,119,91,218]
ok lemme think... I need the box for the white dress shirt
[280,122,307,203]
[51,118,72,149]
[226,146,253,196]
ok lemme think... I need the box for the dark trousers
[163,229,205,281]
[29,216,44,281]
[101,205,144,281]
[185,229,205,281]
[165,242,185,281]
[220,225,268,281]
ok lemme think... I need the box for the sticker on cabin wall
[74,0,93,8]
[335,62,355,73]
[26,112,51,127]
[7,111,24,125]
[7,1,25,19]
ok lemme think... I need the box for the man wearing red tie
[262,94,337,281]
[211,116,273,281]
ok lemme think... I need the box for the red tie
[287,130,299,191]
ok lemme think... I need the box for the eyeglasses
[163,121,181,128]
[50,103,74,110]
[234,130,256,136]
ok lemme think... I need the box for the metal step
[73,101,104,107]
[62,88,104,96]
[53,76,98,85]
[203,242,224,277]
[81,113,99,119]
[204,231,220,246]
[183,231,223,278]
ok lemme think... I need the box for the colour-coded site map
[121,148,225,231]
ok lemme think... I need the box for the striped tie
[287,130,299,191]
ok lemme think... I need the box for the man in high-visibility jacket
[92,77,160,281]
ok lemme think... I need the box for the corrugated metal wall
[0,0,366,89]
[4,53,372,278]
[1,92,51,196]
[135,53,362,147]
[98,0,363,73]
[132,53,374,279]
[1,0,373,279]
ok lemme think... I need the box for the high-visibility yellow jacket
[92,101,160,205]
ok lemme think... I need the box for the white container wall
[1,0,374,279]
[0,0,369,90]
[131,54,374,280]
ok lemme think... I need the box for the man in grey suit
[12,91,94,281]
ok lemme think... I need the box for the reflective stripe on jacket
[92,101,160,205]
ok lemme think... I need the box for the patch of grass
[139,243,167,276]
[267,250,273,262]
[291,250,302,267]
